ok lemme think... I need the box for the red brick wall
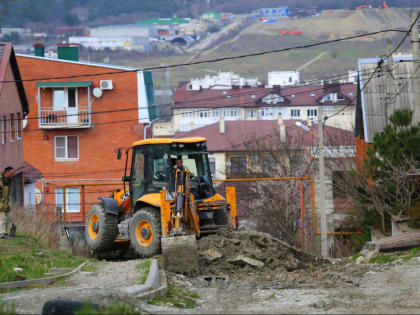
[17,56,146,222]
[0,63,24,173]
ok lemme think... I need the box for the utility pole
[411,11,420,124]
[386,39,394,123]
[318,107,328,258]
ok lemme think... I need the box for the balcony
[39,108,91,129]
[36,81,92,129]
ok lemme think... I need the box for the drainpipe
[144,117,161,139]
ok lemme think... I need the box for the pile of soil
[197,228,327,280]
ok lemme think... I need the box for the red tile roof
[174,119,354,152]
[173,83,356,109]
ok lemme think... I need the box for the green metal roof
[36,81,92,88]
[135,18,189,25]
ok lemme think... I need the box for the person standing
[0,166,14,239]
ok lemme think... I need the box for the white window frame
[307,109,318,117]
[247,110,256,118]
[53,88,78,110]
[1,116,5,144]
[291,109,300,117]
[209,157,216,177]
[16,113,21,140]
[56,187,80,213]
[54,135,79,161]
[9,114,15,142]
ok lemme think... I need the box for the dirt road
[0,259,145,314]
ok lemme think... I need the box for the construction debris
[197,228,326,280]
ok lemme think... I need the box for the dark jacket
[0,172,11,213]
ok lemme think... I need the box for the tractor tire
[85,203,118,251]
[129,207,161,258]
[214,208,229,225]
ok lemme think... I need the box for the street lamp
[295,114,328,258]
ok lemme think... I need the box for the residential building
[175,118,355,256]
[0,28,31,37]
[187,72,261,90]
[267,71,300,86]
[0,43,29,207]
[355,55,415,166]
[17,44,156,222]
[171,82,356,132]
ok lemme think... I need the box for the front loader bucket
[161,235,199,275]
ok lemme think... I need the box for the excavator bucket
[161,235,200,275]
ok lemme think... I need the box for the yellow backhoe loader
[84,137,237,273]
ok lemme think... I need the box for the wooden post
[412,11,420,125]
[81,185,86,223]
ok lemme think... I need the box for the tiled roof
[173,83,356,109]
[174,119,354,152]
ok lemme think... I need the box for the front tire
[85,203,118,251]
[129,207,161,257]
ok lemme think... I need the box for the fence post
[300,179,304,252]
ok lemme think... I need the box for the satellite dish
[35,188,43,205]
[23,117,28,129]
[93,87,103,98]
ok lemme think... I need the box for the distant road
[186,17,245,52]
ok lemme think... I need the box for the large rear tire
[129,207,161,257]
[85,203,118,251]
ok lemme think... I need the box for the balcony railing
[39,108,91,129]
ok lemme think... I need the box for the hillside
[0,0,415,28]
[115,8,412,88]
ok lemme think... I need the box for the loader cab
[129,138,215,207]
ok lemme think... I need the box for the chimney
[219,117,225,134]
[57,43,79,61]
[33,43,44,57]
[278,114,285,142]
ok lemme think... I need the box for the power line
[3,27,408,84]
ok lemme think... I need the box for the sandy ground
[142,257,420,314]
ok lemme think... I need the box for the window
[16,113,22,140]
[209,157,216,176]
[213,109,219,117]
[307,109,318,117]
[262,94,284,105]
[262,155,275,173]
[55,136,79,160]
[289,77,292,83]
[291,109,300,117]
[321,93,345,103]
[247,110,256,118]
[9,114,16,142]
[56,187,80,213]
[230,156,247,175]
[1,116,5,144]
[53,88,78,110]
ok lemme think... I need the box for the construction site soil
[196,228,331,282]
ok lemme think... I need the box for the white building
[187,72,261,90]
[69,36,150,51]
[267,71,300,87]
[90,24,157,38]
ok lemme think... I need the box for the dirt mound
[197,228,326,280]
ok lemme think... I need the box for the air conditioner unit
[100,80,113,90]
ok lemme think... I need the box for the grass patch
[0,234,88,283]
[75,302,140,315]
[135,259,151,285]
[0,300,17,315]
[351,253,363,261]
[146,284,200,309]
[369,248,420,264]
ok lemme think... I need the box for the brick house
[17,45,156,222]
[0,43,29,208]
